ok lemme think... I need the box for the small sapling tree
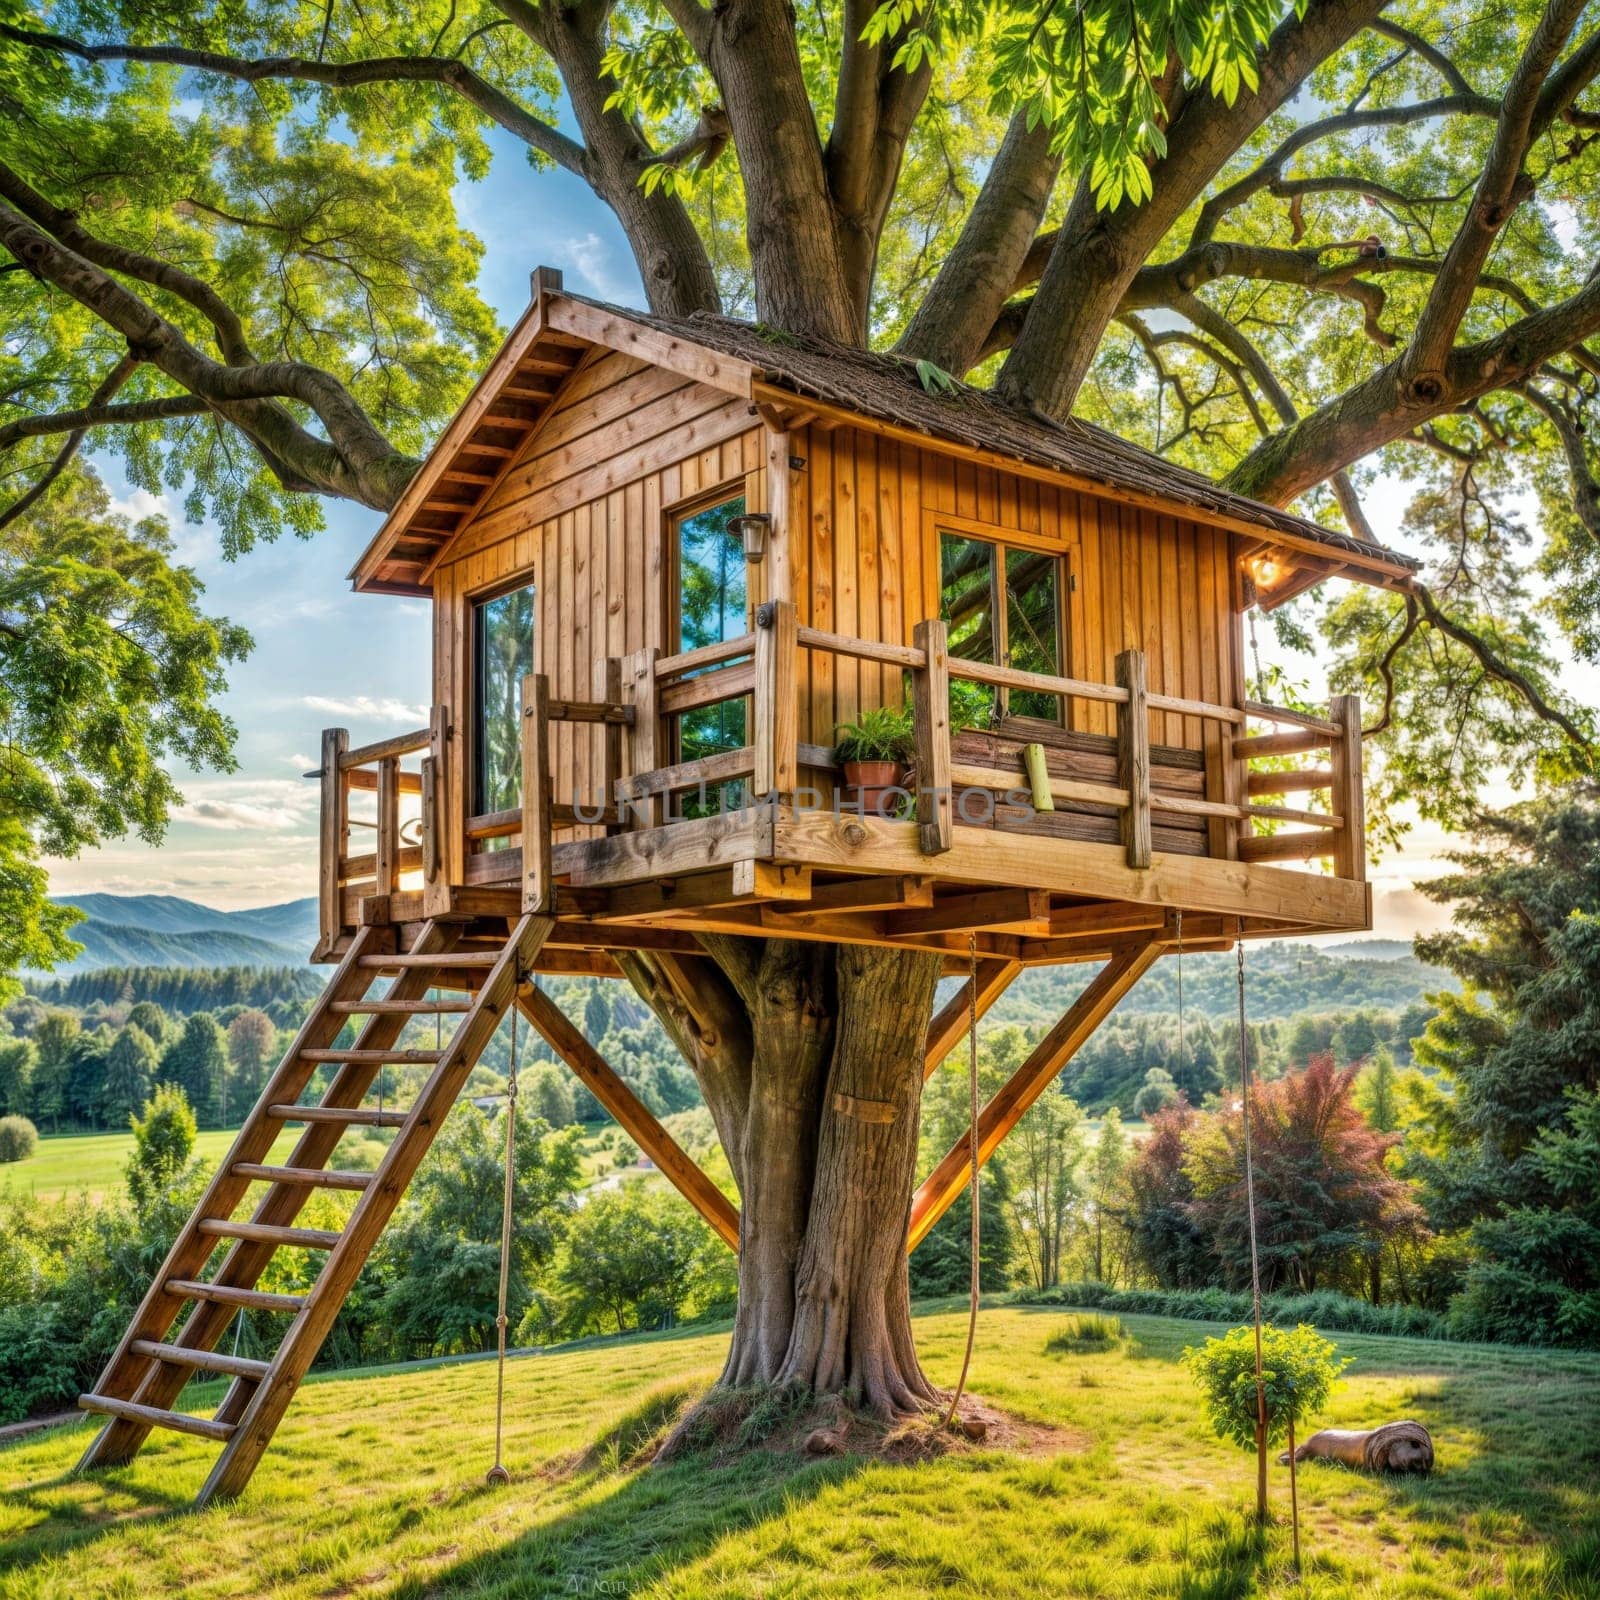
[1184,1323,1348,1563]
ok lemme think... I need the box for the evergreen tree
[101,1025,158,1126]
[1357,1044,1401,1134]
[583,983,610,1042]
[161,1014,228,1127]
[1334,1011,1381,1066]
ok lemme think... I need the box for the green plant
[833,705,914,765]
[1045,1313,1123,1354]
[1182,1323,1349,1452]
[0,1115,38,1163]
[948,677,995,734]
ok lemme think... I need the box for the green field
[2,1305,1596,1598]
[0,1127,308,1203]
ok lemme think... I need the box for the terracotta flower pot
[842,758,900,789]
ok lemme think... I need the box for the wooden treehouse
[78,267,1419,1504]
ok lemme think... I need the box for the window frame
[932,516,1071,728]
[663,482,755,805]
[469,575,538,819]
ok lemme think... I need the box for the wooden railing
[313,722,432,956]
[311,605,1364,948]
[583,598,1363,880]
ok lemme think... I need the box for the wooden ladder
[76,913,552,1507]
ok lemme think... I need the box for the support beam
[890,888,1049,937]
[923,959,1022,1079]
[907,938,1163,1250]
[518,986,741,1251]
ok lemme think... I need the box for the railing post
[754,600,797,801]
[595,656,624,834]
[422,703,451,917]
[1116,649,1152,869]
[521,672,553,913]
[1329,692,1365,882]
[911,617,953,853]
[622,645,663,829]
[374,756,399,896]
[316,728,348,956]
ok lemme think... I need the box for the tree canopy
[1,0,1596,859]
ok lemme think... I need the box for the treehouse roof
[352,271,1421,596]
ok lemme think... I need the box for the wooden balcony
[311,603,1368,972]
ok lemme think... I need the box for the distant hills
[37,894,320,974]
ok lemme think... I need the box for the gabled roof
[351,270,1421,596]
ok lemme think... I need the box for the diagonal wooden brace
[907,937,1164,1251]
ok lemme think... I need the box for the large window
[672,493,749,808]
[474,583,536,816]
[939,529,1066,723]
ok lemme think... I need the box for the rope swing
[941,934,982,1431]
[485,970,521,1487]
[1235,941,1271,1524]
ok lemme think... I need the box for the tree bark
[633,936,946,1418]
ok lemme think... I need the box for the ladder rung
[266,1103,410,1128]
[130,1340,270,1381]
[232,1162,373,1192]
[358,952,496,969]
[198,1219,342,1249]
[328,999,472,1014]
[168,1278,305,1314]
[298,1048,443,1064]
[79,1392,235,1442]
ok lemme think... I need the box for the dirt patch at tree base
[562,1382,1088,1475]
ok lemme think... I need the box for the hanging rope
[941,934,982,1431]
[1236,941,1269,1520]
[1248,605,1267,703]
[1175,909,1186,1083]
[485,970,521,1487]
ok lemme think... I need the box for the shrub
[1183,1322,1349,1452]
[0,1116,39,1163]
[1045,1313,1123,1354]
[1013,1279,1451,1341]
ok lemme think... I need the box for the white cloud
[563,232,630,302]
[172,775,320,833]
[302,694,430,725]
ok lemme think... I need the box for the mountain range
[38,894,321,973]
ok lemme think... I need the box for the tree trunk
[633,937,946,1418]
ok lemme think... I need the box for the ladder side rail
[140,921,467,1433]
[197,914,554,1506]
[75,925,389,1472]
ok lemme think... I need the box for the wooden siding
[430,356,1243,854]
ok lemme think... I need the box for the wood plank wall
[430,355,1244,854]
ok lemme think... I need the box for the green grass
[3,1305,1598,1598]
[0,1127,302,1202]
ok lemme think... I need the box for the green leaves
[0,467,249,992]
[915,358,958,395]
[864,0,1293,211]
[1183,1322,1349,1450]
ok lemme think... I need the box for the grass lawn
[0,1127,302,1203]
[2,1305,1597,1598]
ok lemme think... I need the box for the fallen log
[1279,1420,1433,1474]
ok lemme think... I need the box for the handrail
[797,624,926,671]
[655,633,755,679]
[948,655,1128,706]
[340,727,431,769]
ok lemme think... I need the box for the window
[473,583,536,817]
[672,493,750,809]
[939,530,1066,723]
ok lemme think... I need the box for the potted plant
[833,705,914,794]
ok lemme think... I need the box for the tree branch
[1519,383,1600,543]
[0,195,416,508]
[1369,19,1476,96]
[0,354,147,530]
[0,21,588,177]
[1406,1,1590,385]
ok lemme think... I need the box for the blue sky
[40,123,1584,939]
